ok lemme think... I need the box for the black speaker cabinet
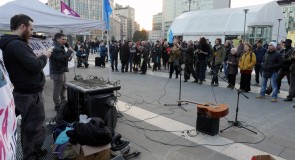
[196,113,219,136]
[86,93,117,136]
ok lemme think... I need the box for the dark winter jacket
[179,44,194,64]
[227,54,240,75]
[66,117,112,146]
[152,45,161,63]
[110,44,119,58]
[76,50,87,58]
[120,42,130,62]
[50,41,73,74]
[0,34,47,93]
[141,47,149,62]
[262,50,283,74]
[196,44,210,61]
[254,47,267,64]
[224,45,232,62]
[279,46,294,71]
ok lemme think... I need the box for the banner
[61,1,80,17]
[0,59,17,160]
[0,38,75,76]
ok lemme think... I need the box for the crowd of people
[76,35,295,104]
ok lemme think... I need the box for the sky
[1,0,275,30]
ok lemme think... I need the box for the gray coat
[227,54,239,75]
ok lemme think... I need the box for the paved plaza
[42,55,295,160]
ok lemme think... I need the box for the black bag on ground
[66,117,112,146]
[95,57,101,66]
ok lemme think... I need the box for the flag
[168,28,174,44]
[103,0,112,30]
[61,1,80,17]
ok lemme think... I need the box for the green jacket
[213,45,225,65]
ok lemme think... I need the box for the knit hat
[269,42,277,48]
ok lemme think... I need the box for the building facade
[153,13,162,31]
[162,0,230,39]
[277,0,295,33]
[148,30,162,42]
[116,14,128,40]
[114,5,135,40]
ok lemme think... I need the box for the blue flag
[168,28,174,44]
[103,0,112,30]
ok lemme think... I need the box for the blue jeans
[223,62,228,77]
[260,72,278,98]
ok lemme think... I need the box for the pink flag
[61,1,80,17]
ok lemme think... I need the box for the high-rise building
[116,14,128,40]
[162,0,230,38]
[114,5,138,40]
[277,0,295,32]
[153,13,162,31]
[110,14,121,41]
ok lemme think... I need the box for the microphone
[65,42,70,48]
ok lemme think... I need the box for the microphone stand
[164,65,188,112]
[210,69,257,134]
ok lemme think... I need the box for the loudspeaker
[196,113,219,136]
[87,93,117,135]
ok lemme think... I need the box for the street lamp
[277,18,282,43]
[243,9,249,42]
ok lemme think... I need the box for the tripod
[210,70,257,134]
[164,65,188,111]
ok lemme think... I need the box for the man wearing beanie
[256,42,283,102]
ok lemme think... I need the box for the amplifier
[196,113,219,136]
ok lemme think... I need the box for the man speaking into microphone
[49,33,74,111]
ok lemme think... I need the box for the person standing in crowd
[179,40,197,82]
[138,45,149,75]
[99,43,108,67]
[120,41,130,73]
[211,38,225,86]
[253,39,267,86]
[256,42,283,102]
[144,41,152,68]
[223,40,232,79]
[196,37,211,84]
[237,40,244,56]
[278,39,294,94]
[50,33,74,111]
[76,46,89,68]
[0,14,52,159]
[129,42,136,72]
[227,48,240,89]
[110,41,119,72]
[152,41,162,71]
[284,46,295,102]
[169,39,181,79]
[239,42,256,92]
[162,41,170,70]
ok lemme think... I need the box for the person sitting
[76,46,89,68]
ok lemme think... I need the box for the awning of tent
[170,1,286,38]
[0,0,106,33]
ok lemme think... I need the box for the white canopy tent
[170,1,287,43]
[0,0,106,33]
